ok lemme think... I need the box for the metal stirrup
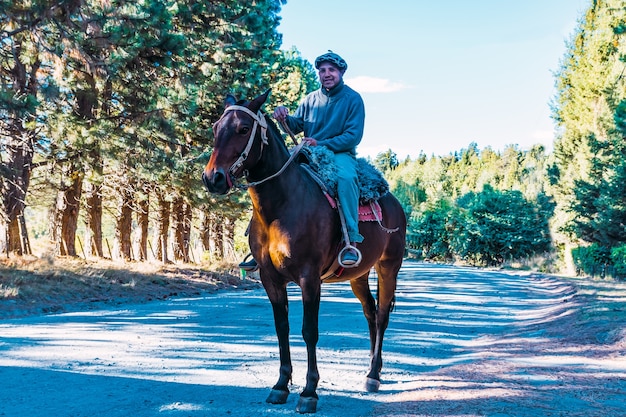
[338,244,362,268]
[335,199,362,268]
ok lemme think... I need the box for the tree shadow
[1,261,624,417]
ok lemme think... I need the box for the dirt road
[1,261,624,416]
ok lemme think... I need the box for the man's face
[318,62,343,90]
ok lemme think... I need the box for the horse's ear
[224,94,237,108]
[248,89,271,114]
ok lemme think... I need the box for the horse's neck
[247,145,308,212]
[245,128,292,183]
[248,158,301,201]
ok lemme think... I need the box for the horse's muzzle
[202,168,230,195]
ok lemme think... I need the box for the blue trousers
[333,152,364,244]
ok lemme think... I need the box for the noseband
[213,105,305,189]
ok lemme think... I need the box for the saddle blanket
[324,193,383,222]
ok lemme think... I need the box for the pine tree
[551,0,626,265]
[0,1,54,255]
[3,0,317,262]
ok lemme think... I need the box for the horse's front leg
[296,276,321,414]
[263,278,292,405]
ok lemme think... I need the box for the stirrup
[338,244,362,268]
[238,253,259,272]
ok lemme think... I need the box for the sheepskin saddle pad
[297,146,390,221]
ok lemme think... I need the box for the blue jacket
[285,80,365,155]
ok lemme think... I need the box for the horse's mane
[232,96,290,152]
[262,112,291,153]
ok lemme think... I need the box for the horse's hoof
[365,377,381,392]
[266,389,289,404]
[296,396,318,414]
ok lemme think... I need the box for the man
[240,50,364,270]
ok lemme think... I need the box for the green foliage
[408,199,456,262]
[452,186,552,266]
[391,179,426,218]
[374,149,399,172]
[266,47,319,111]
[1,0,318,257]
[390,141,554,266]
[572,243,611,276]
[611,244,626,277]
[550,0,626,256]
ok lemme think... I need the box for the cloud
[345,76,410,93]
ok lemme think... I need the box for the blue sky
[276,0,591,159]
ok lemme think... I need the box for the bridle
[213,105,305,189]
[214,105,269,179]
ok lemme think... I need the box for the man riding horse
[240,50,364,270]
[203,84,406,414]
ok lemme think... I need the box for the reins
[216,105,304,189]
[280,119,300,146]
[246,138,305,188]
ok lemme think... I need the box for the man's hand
[273,106,289,122]
[303,137,318,146]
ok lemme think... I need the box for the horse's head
[202,90,270,194]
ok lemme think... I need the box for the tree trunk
[223,216,236,261]
[3,216,22,256]
[0,38,39,256]
[171,197,184,261]
[84,180,103,258]
[1,129,35,257]
[154,188,170,263]
[78,70,103,258]
[59,171,83,257]
[136,187,149,261]
[18,214,32,255]
[200,209,214,260]
[211,212,224,261]
[114,180,134,261]
[172,196,193,263]
[183,202,193,262]
[49,196,63,256]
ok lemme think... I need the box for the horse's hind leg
[350,273,381,391]
[350,273,377,349]
[366,258,401,391]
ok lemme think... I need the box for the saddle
[298,146,390,204]
[298,148,398,280]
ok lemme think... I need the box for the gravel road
[1,261,624,417]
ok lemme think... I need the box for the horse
[202,90,406,414]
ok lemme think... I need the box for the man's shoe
[238,254,258,272]
[340,248,361,267]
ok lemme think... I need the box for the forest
[1,0,626,279]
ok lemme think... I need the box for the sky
[275,0,591,159]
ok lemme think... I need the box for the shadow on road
[0,261,624,417]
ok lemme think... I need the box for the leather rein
[216,105,304,189]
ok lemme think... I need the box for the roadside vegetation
[0,256,258,319]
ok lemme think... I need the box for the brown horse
[202,91,406,413]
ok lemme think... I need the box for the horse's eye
[239,126,250,135]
